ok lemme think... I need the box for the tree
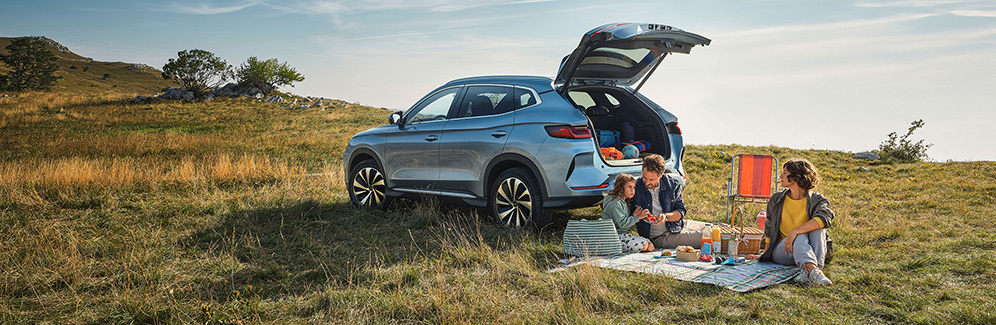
[0,37,62,91]
[161,49,230,97]
[235,57,304,94]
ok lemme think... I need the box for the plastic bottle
[711,224,722,254]
[701,223,713,254]
[756,209,767,230]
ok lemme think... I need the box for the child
[602,173,654,253]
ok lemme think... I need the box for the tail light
[667,122,682,135]
[545,125,591,139]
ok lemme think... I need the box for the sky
[2,0,995,161]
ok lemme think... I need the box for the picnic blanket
[563,251,799,292]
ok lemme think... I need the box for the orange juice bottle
[711,225,722,254]
[701,224,713,253]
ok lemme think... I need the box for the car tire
[348,160,392,211]
[489,168,551,230]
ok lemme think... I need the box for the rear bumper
[544,194,604,209]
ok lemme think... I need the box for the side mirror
[388,111,403,125]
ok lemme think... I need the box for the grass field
[2,86,995,323]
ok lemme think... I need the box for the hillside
[1,44,994,323]
[0,36,173,95]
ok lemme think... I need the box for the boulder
[158,88,195,101]
[263,95,284,103]
[310,99,324,108]
[130,96,147,103]
[253,93,264,99]
[212,83,239,96]
[203,94,214,102]
[857,167,871,172]
[298,105,310,109]
[852,152,881,161]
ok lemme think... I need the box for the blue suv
[343,23,710,229]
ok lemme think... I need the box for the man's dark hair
[642,154,666,175]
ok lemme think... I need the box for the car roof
[443,75,555,92]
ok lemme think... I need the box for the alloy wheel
[352,167,386,207]
[495,177,533,227]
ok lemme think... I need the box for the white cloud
[166,0,262,15]
[854,0,982,8]
[950,9,996,17]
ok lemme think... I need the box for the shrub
[876,119,931,163]
[234,57,304,94]
[161,49,231,97]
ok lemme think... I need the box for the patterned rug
[561,251,799,292]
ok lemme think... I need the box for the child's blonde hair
[607,173,636,199]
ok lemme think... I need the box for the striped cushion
[563,219,623,256]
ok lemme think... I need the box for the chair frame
[726,154,779,222]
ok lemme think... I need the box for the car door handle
[491,130,508,137]
[424,135,439,141]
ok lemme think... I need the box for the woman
[602,173,654,253]
[759,159,834,285]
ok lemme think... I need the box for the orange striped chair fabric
[734,154,776,199]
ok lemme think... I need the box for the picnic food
[676,245,696,253]
[661,250,672,256]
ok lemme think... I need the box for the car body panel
[437,109,514,195]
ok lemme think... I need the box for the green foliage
[876,119,932,163]
[161,49,231,97]
[235,56,304,94]
[0,37,62,91]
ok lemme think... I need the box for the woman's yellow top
[779,195,821,238]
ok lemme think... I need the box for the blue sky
[3,0,996,161]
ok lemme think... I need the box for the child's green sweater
[601,195,637,235]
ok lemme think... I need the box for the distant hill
[0,36,173,95]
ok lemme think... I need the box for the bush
[234,57,304,94]
[876,119,931,163]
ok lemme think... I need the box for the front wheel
[348,160,392,211]
[489,168,551,230]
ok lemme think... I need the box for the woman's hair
[783,158,820,190]
[607,173,636,198]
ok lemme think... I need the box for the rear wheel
[348,160,392,211]
[489,168,551,230]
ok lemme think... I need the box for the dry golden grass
[0,154,301,190]
[0,91,131,116]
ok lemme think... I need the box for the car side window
[514,87,538,109]
[406,88,460,124]
[457,86,514,118]
[568,91,595,109]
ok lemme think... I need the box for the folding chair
[726,154,779,222]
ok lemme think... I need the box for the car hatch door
[555,23,710,93]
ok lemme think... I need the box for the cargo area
[567,87,671,166]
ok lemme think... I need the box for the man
[632,154,706,249]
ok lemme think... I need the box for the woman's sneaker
[793,268,810,283]
[808,268,832,286]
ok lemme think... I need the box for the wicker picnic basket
[719,207,765,255]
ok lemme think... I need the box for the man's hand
[665,211,682,222]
